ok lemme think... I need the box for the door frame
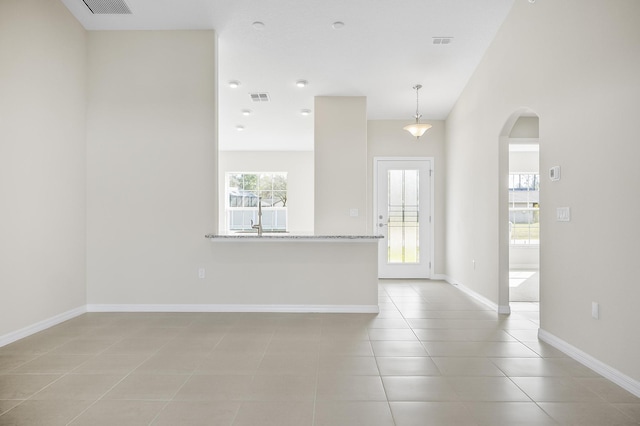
[373,157,435,279]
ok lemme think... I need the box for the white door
[375,158,432,278]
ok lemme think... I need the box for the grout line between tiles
[62,325,174,425]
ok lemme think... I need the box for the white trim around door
[373,157,434,279]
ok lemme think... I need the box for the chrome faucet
[251,196,263,236]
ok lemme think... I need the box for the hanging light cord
[413,84,423,122]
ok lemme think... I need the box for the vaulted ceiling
[62,0,516,150]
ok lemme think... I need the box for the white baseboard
[539,329,640,398]
[86,304,380,314]
[443,275,505,313]
[497,304,512,315]
[0,306,86,348]
[431,274,448,281]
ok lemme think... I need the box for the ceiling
[61,0,516,151]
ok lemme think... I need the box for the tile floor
[0,280,638,425]
[509,270,539,302]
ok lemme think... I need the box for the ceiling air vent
[82,0,132,14]
[432,37,453,45]
[250,93,270,102]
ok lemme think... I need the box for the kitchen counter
[202,233,381,313]
[205,234,383,242]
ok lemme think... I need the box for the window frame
[225,172,288,233]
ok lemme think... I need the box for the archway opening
[498,109,539,315]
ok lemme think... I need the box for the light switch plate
[556,207,571,222]
[349,209,359,217]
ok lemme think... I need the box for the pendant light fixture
[403,84,432,139]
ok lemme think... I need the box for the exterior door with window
[375,158,432,278]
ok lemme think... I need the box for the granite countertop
[205,234,383,241]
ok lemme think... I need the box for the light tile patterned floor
[0,280,638,425]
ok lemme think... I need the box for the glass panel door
[376,159,432,278]
[387,170,420,264]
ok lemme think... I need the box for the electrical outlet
[592,302,599,319]
[198,268,206,279]
[472,260,476,270]
[349,208,359,217]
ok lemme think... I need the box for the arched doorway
[498,109,540,315]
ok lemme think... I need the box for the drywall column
[314,97,368,235]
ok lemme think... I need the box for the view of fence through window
[226,172,287,232]
[387,169,420,263]
[509,173,539,245]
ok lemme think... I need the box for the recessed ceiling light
[241,109,252,116]
[300,109,312,116]
[236,125,245,131]
[229,80,240,88]
[252,21,265,30]
[296,80,308,88]
[332,21,345,30]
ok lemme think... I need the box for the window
[226,172,287,233]
[509,173,539,245]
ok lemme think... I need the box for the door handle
[378,223,387,227]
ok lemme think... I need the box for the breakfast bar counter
[205,234,382,242]
[205,234,382,313]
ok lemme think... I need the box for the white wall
[86,30,218,304]
[314,97,368,235]
[446,0,640,381]
[509,116,539,138]
[367,120,446,275]
[218,151,314,234]
[509,150,538,174]
[109,240,378,309]
[0,0,87,338]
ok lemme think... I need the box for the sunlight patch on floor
[509,270,536,288]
